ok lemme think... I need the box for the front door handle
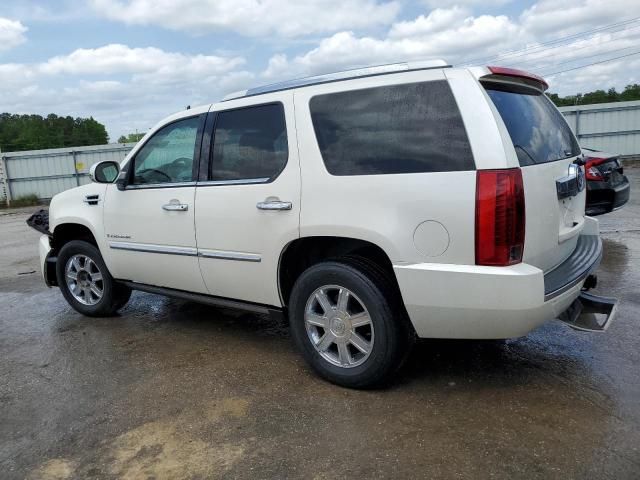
[162,200,188,211]
[256,200,292,211]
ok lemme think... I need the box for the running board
[120,281,284,320]
[557,291,618,332]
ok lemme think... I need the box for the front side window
[309,80,474,176]
[210,104,288,182]
[132,116,200,185]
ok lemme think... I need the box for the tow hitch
[558,291,618,332]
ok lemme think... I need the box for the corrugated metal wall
[0,143,135,202]
[2,100,639,203]
[559,100,640,156]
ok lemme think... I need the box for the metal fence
[2,100,640,204]
[0,143,135,203]
[559,99,640,157]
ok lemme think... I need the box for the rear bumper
[394,228,606,339]
[543,234,602,300]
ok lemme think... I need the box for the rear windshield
[485,85,580,166]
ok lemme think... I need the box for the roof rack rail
[222,59,450,101]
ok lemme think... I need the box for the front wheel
[56,240,131,317]
[288,260,413,388]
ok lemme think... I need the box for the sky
[1,0,639,142]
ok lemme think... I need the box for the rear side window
[485,86,580,166]
[210,103,288,182]
[309,80,474,175]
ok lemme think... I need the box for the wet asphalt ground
[1,168,639,480]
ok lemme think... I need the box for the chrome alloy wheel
[65,254,104,306]
[304,285,374,368]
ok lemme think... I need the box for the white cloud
[90,0,400,37]
[40,44,245,77]
[262,8,522,78]
[0,44,253,140]
[547,56,640,95]
[0,17,27,51]
[520,0,640,37]
[422,0,511,8]
[3,0,640,142]
[389,7,470,38]
[260,3,640,99]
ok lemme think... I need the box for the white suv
[32,61,617,388]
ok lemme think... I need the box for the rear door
[483,81,585,272]
[194,94,300,306]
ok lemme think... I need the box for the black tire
[288,259,414,388]
[56,240,131,317]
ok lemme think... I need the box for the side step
[558,291,618,332]
[121,281,285,321]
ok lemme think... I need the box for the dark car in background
[583,148,630,216]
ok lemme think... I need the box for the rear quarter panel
[293,69,487,266]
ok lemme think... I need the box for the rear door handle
[256,200,292,211]
[162,200,188,211]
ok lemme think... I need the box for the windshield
[485,85,580,166]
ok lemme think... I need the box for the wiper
[513,144,536,165]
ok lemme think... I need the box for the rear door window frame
[199,101,289,186]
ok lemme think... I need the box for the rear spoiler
[469,65,549,93]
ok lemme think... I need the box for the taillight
[585,157,606,180]
[475,169,525,266]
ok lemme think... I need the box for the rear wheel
[56,240,131,317]
[289,259,413,388]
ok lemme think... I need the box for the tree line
[0,113,108,152]
[548,84,640,107]
[117,132,145,143]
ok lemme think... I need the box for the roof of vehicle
[222,59,450,101]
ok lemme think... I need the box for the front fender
[49,183,108,254]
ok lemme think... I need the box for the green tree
[0,113,109,152]
[548,84,640,107]
[117,132,145,144]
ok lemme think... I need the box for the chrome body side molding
[109,241,261,262]
[109,241,198,257]
[198,249,261,262]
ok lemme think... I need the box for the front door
[194,94,300,306]
[103,113,208,294]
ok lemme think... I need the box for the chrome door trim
[196,178,269,187]
[109,241,198,257]
[197,249,261,262]
[125,181,197,190]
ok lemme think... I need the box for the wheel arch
[51,222,99,251]
[278,235,401,307]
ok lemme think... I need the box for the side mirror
[89,161,121,184]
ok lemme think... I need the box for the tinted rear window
[210,103,288,181]
[485,86,580,166]
[309,81,474,175]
